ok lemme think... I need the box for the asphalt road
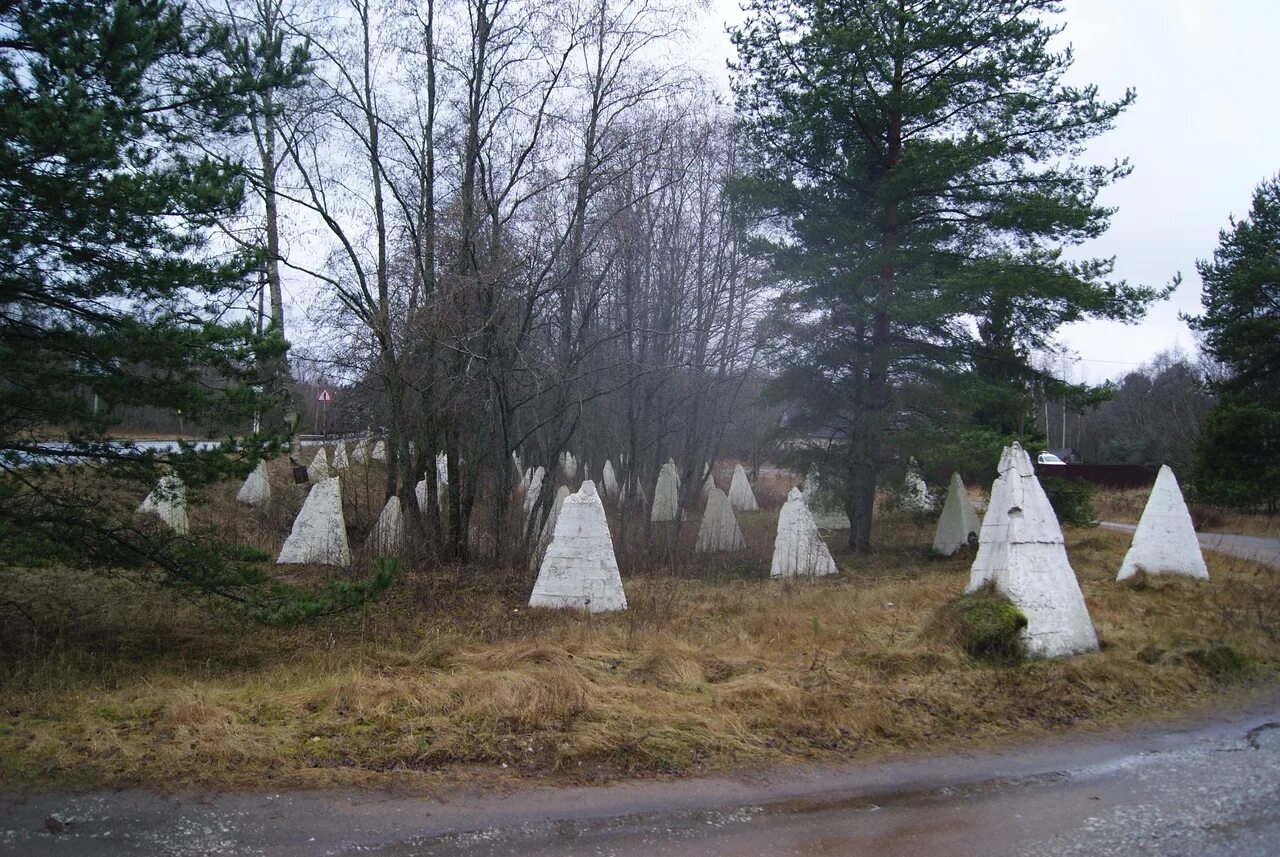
[1099,521,1280,567]
[4,693,1280,857]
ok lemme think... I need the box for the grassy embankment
[1,456,1277,794]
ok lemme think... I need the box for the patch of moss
[930,585,1028,664]
[1186,645,1258,680]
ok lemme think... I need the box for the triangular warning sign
[317,388,332,403]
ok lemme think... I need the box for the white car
[1037,452,1067,465]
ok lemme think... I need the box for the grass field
[1,458,1277,795]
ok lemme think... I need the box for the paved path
[4,695,1280,856]
[1099,522,1280,567]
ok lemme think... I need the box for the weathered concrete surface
[802,468,851,530]
[728,463,759,513]
[1100,522,1280,569]
[235,460,271,507]
[331,443,349,470]
[530,486,571,570]
[306,446,330,482]
[696,487,746,553]
[367,495,403,555]
[276,476,350,566]
[932,472,979,556]
[137,473,188,534]
[371,440,386,461]
[523,466,546,521]
[602,459,619,498]
[903,463,934,512]
[967,444,1097,658]
[651,460,681,522]
[771,488,838,578]
[7,694,1278,857]
[528,481,626,612]
[559,451,578,482]
[350,441,368,465]
[1117,465,1209,581]
[435,453,448,497]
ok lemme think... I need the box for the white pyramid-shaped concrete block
[367,495,403,555]
[1117,465,1208,581]
[530,486,571,570]
[307,446,330,482]
[602,460,619,498]
[701,468,716,498]
[933,472,979,556]
[529,481,627,612]
[370,440,386,461]
[236,460,271,507]
[696,488,746,553]
[903,463,933,511]
[771,488,837,578]
[518,466,532,494]
[436,452,448,495]
[728,463,759,512]
[138,473,189,534]
[803,468,850,530]
[523,466,546,519]
[970,444,1097,658]
[651,460,681,522]
[277,476,350,566]
[966,445,1015,593]
[559,451,578,481]
[331,442,349,470]
[350,441,368,465]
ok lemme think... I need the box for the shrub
[1041,476,1098,528]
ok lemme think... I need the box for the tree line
[2,0,1274,620]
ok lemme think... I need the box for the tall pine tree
[1187,176,1280,512]
[0,1,388,620]
[730,0,1164,551]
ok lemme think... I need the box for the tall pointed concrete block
[523,466,546,521]
[771,488,837,577]
[559,451,578,481]
[277,476,350,566]
[529,481,627,612]
[696,488,746,553]
[436,452,448,496]
[602,459,619,498]
[803,468,850,530]
[966,446,1015,593]
[371,440,386,461]
[350,441,368,465]
[728,463,759,512]
[367,495,403,555]
[236,460,271,507]
[651,460,681,522]
[969,444,1098,658]
[530,486,571,570]
[903,462,933,511]
[1117,465,1208,581]
[701,468,716,498]
[307,447,330,482]
[933,472,980,556]
[138,473,188,534]
[331,442,349,470]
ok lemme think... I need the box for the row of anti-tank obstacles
[138,441,1208,659]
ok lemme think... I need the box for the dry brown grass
[1,462,1278,796]
[1093,486,1279,538]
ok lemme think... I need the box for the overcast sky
[694,0,1280,382]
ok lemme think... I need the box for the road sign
[317,388,332,403]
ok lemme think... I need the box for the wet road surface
[3,693,1279,856]
[1100,522,1280,567]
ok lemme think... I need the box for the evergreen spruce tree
[1187,177,1280,512]
[0,1,391,619]
[730,0,1165,551]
